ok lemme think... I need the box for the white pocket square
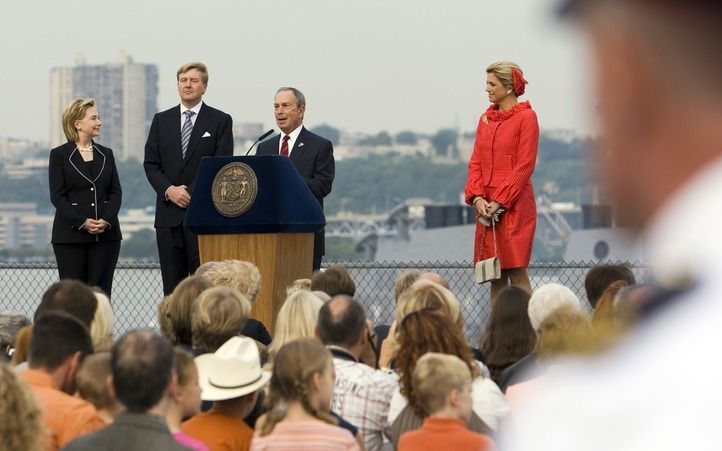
[202,131,211,138]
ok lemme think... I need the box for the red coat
[464,101,538,268]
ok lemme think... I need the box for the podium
[185,156,325,331]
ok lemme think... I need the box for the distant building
[234,122,265,142]
[49,53,158,161]
[233,122,265,155]
[0,203,52,250]
[5,158,48,180]
[0,203,155,250]
[0,137,48,161]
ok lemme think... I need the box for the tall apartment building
[49,54,158,161]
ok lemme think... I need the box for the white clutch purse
[474,212,502,284]
[475,256,501,284]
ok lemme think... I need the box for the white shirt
[387,365,509,432]
[502,157,722,451]
[278,124,304,156]
[165,102,203,199]
[179,101,203,128]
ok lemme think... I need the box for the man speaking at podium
[256,87,335,271]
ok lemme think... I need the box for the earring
[507,90,512,95]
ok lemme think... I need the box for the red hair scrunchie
[512,68,528,96]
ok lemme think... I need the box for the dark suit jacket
[61,412,189,451]
[49,141,122,244]
[256,126,335,257]
[144,102,233,227]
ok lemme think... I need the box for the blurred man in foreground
[504,1,722,450]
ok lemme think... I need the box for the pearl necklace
[77,145,93,153]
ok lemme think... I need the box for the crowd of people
[11,0,718,449]
[0,260,644,451]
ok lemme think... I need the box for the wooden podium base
[198,233,314,332]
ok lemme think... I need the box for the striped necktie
[280,134,290,157]
[181,110,195,158]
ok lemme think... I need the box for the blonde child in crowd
[398,353,494,451]
[251,338,360,451]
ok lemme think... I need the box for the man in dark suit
[256,87,335,270]
[63,330,187,451]
[144,62,233,294]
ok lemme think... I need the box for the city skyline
[50,55,158,160]
[3,0,592,145]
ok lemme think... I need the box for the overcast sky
[3,0,592,142]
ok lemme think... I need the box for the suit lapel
[93,144,107,182]
[68,143,93,181]
[265,135,281,155]
[183,103,210,161]
[289,126,308,164]
[171,106,183,156]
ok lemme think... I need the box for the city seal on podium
[211,162,258,217]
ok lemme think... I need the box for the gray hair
[528,283,582,332]
[0,312,31,348]
[276,87,306,108]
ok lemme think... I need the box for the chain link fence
[0,260,646,344]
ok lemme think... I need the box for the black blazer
[256,126,335,257]
[144,102,233,227]
[49,141,122,244]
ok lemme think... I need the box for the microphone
[245,129,275,156]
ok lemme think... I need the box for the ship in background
[325,195,644,263]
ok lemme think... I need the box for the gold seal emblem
[211,162,258,217]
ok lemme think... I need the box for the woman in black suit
[49,98,122,296]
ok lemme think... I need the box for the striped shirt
[250,420,359,451]
[330,355,397,451]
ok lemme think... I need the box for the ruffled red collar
[482,101,532,123]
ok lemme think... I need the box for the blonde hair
[394,269,422,304]
[268,291,324,361]
[396,279,462,328]
[204,260,262,303]
[158,275,213,346]
[177,62,208,85]
[61,98,96,143]
[0,363,45,451]
[191,286,251,352]
[536,305,597,358]
[76,352,114,410]
[173,347,196,387]
[90,291,113,352]
[592,280,629,329]
[486,61,524,91]
[261,338,337,436]
[286,278,312,297]
[412,352,472,416]
[11,325,32,366]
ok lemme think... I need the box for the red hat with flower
[512,68,528,96]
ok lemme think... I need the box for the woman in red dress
[465,61,538,301]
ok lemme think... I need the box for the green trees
[430,129,460,158]
[0,132,592,217]
[310,124,341,145]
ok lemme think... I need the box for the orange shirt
[398,417,494,451]
[20,369,106,451]
[182,411,254,451]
